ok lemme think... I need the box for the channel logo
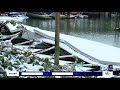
[101,65,113,77]
[108,65,113,71]
[102,71,113,77]
[101,65,113,71]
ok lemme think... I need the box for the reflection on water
[25,17,120,48]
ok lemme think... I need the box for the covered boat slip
[21,24,120,69]
[14,46,93,71]
[36,29,120,66]
[21,25,98,64]
[13,42,93,72]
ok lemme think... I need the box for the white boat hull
[0,16,28,23]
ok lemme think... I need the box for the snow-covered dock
[22,24,120,70]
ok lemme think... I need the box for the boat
[27,12,76,19]
[8,12,29,20]
[26,12,53,20]
[0,12,29,23]
[0,16,25,23]
[51,14,76,19]
[59,14,76,19]
[77,12,88,19]
[60,14,75,19]
[78,14,88,19]
[64,12,79,16]
[64,12,88,19]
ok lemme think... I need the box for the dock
[22,24,120,69]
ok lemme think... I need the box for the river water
[24,16,120,48]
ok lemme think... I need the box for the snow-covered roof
[5,23,22,33]
[1,23,21,33]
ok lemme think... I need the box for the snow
[50,59,72,65]
[48,59,92,71]
[35,54,52,59]
[43,38,102,65]
[0,16,24,23]
[21,63,43,71]
[6,23,22,33]
[13,45,42,53]
[33,28,120,66]
[0,23,117,78]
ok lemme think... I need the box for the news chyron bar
[6,65,113,77]
[7,72,102,76]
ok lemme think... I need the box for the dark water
[24,16,120,48]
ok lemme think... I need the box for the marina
[0,12,120,78]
